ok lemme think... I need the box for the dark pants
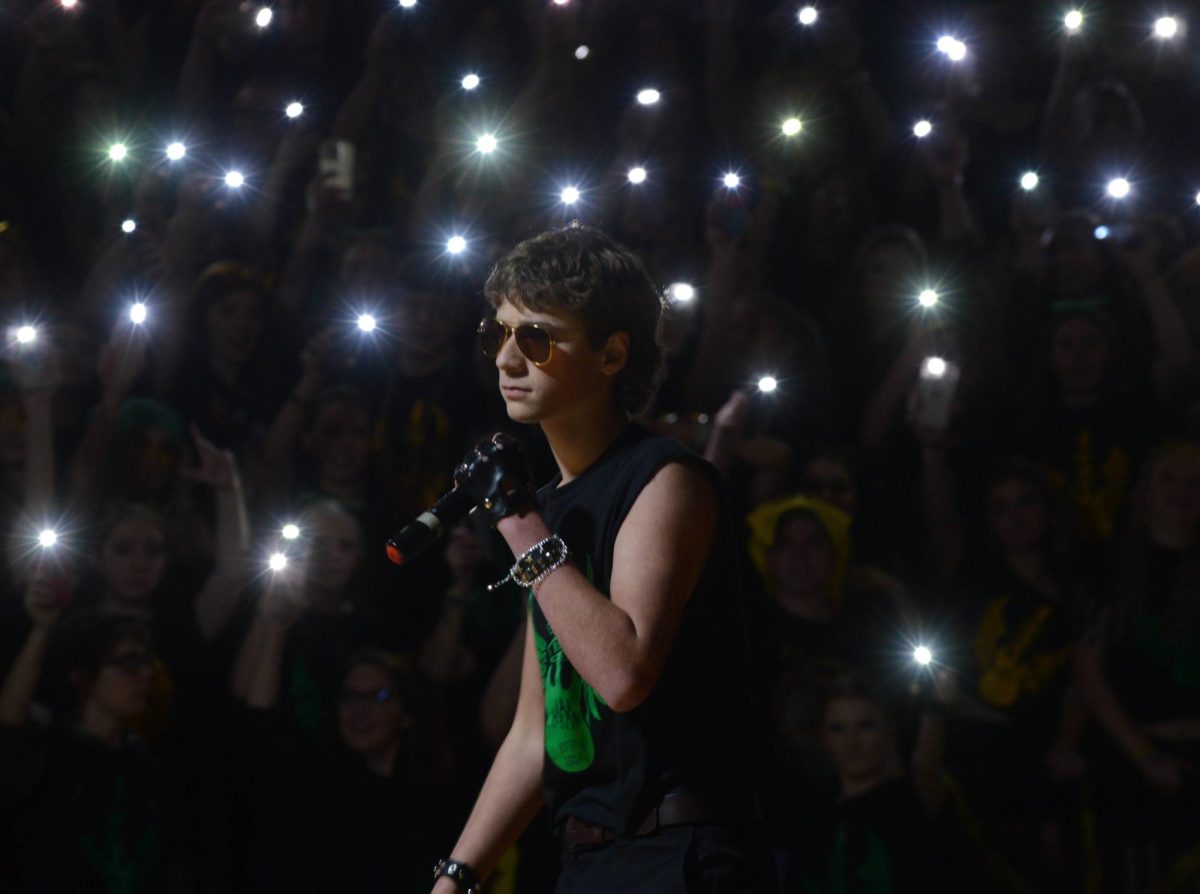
[556,824,778,894]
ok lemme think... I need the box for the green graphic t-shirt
[529,424,754,834]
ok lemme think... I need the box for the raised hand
[453,434,538,525]
[182,424,239,491]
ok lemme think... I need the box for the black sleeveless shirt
[531,423,755,834]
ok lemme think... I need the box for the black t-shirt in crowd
[530,423,757,835]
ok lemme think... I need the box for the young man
[430,224,773,894]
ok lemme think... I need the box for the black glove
[453,433,538,525]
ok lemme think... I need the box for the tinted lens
[478,319,506,358]
[515,325,552,364]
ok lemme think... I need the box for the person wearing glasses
[430,223,774,894]
[0,596,194,892]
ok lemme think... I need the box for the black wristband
[433,858,481,893]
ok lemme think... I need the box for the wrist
[496,511,550,555]
[433,858,482,894]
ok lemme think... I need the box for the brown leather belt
[563,791,758,850]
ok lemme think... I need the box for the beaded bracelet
[433,858,481,894]
[488,534,570,591]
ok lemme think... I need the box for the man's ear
[600,331,630,377]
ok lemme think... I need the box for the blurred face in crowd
[393,288,459,374]
[768,513,837,598]
[306,400,371,487]
[229,78,290,164]
[302,504,363,593]
[0,393,24,467]
[277,0,331,51]
[337,663,410,764]
[83,638,154,720]
[101,517,168,606]
[822,696,891,788]
[800,457,857,516]
[338,240,398,298]
[1046,222,1104,300]
[807,171,858,241]
[206,287,264,371]
[128,427,180,498]
[1049,314,1110,404]
[987,476,1049,553]
[1145,448,1200,540]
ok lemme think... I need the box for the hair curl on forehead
[483,222,666,414]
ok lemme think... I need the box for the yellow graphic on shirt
[1044,429,1130,543]
[975,595,1070,708]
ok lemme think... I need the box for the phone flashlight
[268,552,287,572]
[356,313,377,333]
[121,219,137,234]
[1154,16,1179,39]
[1107,178,1131,199]
[285,102,304,119]
[575,45,590,60]
[13,325,37,345]
[560,186,581,205]
[166,142,187,161]
[281,524,300,540]
[636,88,661,106]
[461,74,481,91]
[1020,171,1039,191]
[667,282,695,303]
[798,6,818,26]
[917,288,939,309]
[913,120,933,138]
[913,645,933,666]
[757,375,779,394]
[475,133,498,154]
[108,143,128,162]
[254,7,273,28]
[225,170,246,189]
[1064,10,1083,32]
[399,0,417,7]
[38,529,58,548]
[61,0,79,8]
[129,302,147,325]
[922,356,947,378]
[446,235,467,255]
[936,36,967,60]
[627,166,647,184]
[722,172,741,189]
[782,117,803,137]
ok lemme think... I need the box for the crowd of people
[1,0,1200,891]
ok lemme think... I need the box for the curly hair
[483,222,667,415]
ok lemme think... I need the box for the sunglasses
[478,318,556,367]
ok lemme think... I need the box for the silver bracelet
[488,534,569,591]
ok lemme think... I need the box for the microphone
[385,486,475,565]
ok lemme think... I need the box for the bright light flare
[1020,171,1039,191]
[268,552,287,571]
[1064,10,1084,32]
[60,0,79,8]
[1094,225,1110,240]
[1107,177,1131,199]
[281,524,300,540]
[560,186,580,205]
[38,529,57,548]
[254,6,272,27]
[668,282,695,303]
[121,219,137,234]
[913,645,933,666]
[781,117,803,137]
[1195,190,1200,206]
[923,356,947,377]
[357,313,377,333]
[475,133,498,154]
[918,288,939,308]
[224,170,246,188]
[108,143,128,162]
[722,172,741,189]
[446,235,467,254]
[285,101,304,118]
[461,73,480,90]
[129,302,147,325]
[913,119,933,138]
[1154,16,1179,39]
[937,36,968,60]
[627,166,647,184]
[399,0,417,6]
[574,45,590,60]
[636,88,661,106]
[166,141,187,161]
[798,5,818,26]
[757,376,779,394]
[14,325,37,345]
